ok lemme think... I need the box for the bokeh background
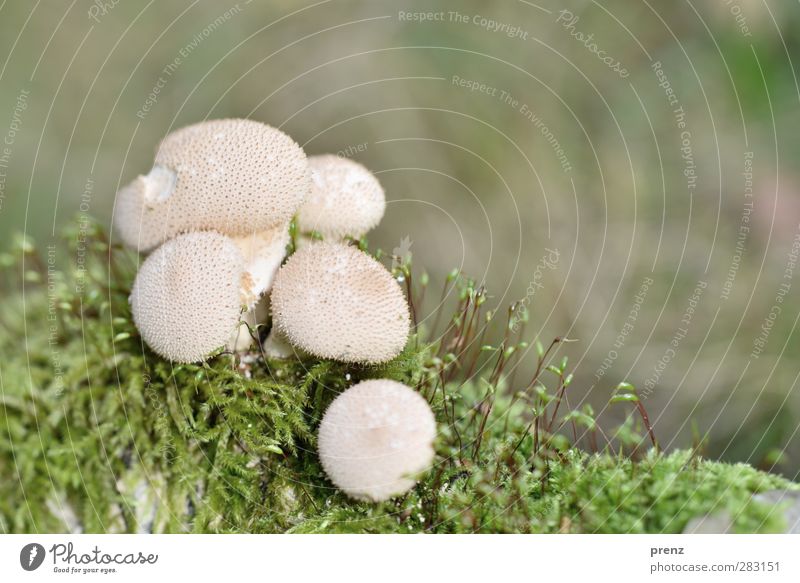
[1,0,799,476]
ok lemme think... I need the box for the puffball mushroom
[115,118,310,253]
[271,242,410,364]
[228,295,269,353]
[297,155,385,241]
[318,379,436,502]
[130,231,245,363]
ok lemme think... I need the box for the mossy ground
[0,222,797,533]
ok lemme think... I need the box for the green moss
[0,223,796,534]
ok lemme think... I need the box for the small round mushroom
[115,119,310,252]
[318,379,436,502]
[130,231,245,363]
[297,155,385,241]
[270,242,410,364]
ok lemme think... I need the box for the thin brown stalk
[636,401,659,452]
[404,269,418,332]
[430,274,457,339]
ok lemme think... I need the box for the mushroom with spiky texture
[114,118,310,253]
[130,231,246,363]
[297,155,385,242]
[270,242,410,364]
[318,379,436,502]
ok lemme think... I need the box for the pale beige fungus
[115,118,310,252]
[298,155,385,241]
[318,379,436,502]
[270,242,410,364]
[130,231,245,363]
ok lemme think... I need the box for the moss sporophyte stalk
[1,221,798,533]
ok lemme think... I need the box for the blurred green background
[1,0,799,475]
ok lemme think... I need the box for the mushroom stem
[318,379,436,502]
[228,296,269,352]
[261,328,296,360]
[233,224,290,309]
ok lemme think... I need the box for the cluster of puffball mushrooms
[115,119,436,502]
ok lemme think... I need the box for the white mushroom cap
[318,379,436,502]
[130,231,245,363]
[297,155,385,241]
[271,242,410,364]
[232,223,290,309]
[115,119,310,252]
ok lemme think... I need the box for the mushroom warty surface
[297,154,386,241]
[318,379,437,502]
[115,118,310,252]
[130,231,245,363]
[270,242,410,364]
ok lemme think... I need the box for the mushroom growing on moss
[228,223,291,352]
[270,242,410,364]
[297,154,385,241]
[260,327,297,360]
[318,379,436,502]
[114,118,310,253]
[130,231,245,363]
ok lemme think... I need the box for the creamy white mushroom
[270,242,410,364]
[297,155,385,241]
[233,223,290,309]
[261,328,297,360]
[318,379,436,502]
[114,119,310,252]
[130,231,245,363]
